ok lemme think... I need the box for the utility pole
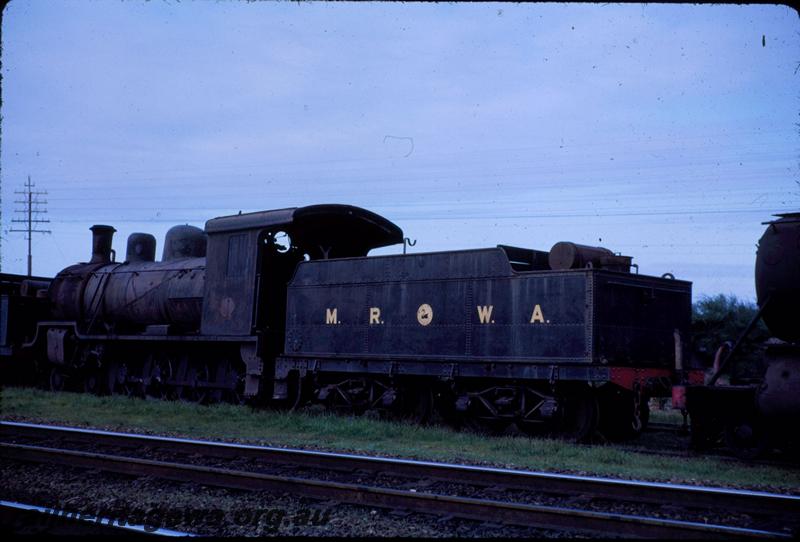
[10,176,51,276]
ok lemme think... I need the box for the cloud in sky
[1,1,798,300]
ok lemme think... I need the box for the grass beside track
[2,387,798,493]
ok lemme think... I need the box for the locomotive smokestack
[90,225,117,264]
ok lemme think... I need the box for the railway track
[627,423,799,468]
[1,421,797,538]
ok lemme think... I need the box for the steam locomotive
[0,204,722,442]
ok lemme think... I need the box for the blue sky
[1,1,798,300]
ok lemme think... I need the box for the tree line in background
[691,294,770,382]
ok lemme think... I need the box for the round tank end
[548,242,578,270]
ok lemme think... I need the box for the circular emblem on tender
[416,303,433,326]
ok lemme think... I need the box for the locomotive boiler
[49,225,207,328]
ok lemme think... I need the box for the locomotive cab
[201,205,403,397]
[201,205,404,337]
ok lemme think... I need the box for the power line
[43,206,795,225]
[21,125,799,184]
[9,175,52,276]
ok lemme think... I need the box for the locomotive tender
[2,204,702,441]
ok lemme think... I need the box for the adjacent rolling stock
[685,212,800,458]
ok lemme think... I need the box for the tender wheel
[433,388,462,427]
[49,367,65,392]
[724,417,768,460]
[126,376,146,398]
[557,394,599,443]
[395,384,434,425]
[83,370,102,394]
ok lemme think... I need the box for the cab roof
[205,204,403,257]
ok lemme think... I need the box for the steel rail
[0,499,193,536]
[2,421,798,518]
[0,442,789,539]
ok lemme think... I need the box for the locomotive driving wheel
[79,346,105,395]
[194,362,212,404]
[224,361,246,405]
[169,355,190,401]
[145,354,173,399]
[181,361,210,404]
[208,359,242,404]
[106,360,131,396]
[167,355,209,403]
[124,363,146,398]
